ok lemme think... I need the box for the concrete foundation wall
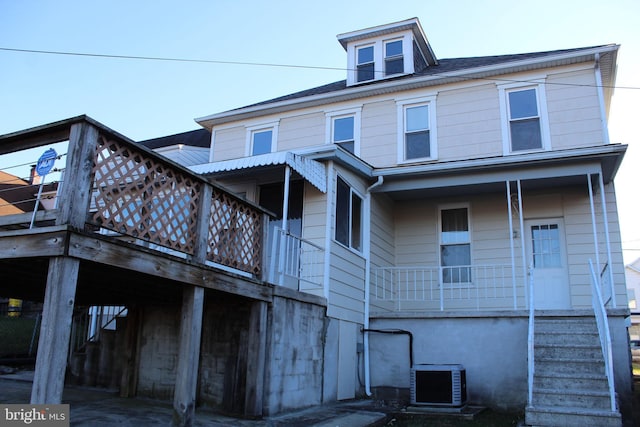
[263,293,326,415]
[368,314,529,411]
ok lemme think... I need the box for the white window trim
[334,174,364,254]
[346,30,414,86]
[384,38,404,77]
[245,121,279,156]
[325,107,362,156]
[396,95,438,164]
[497,79,551,155]
[438,203,473,287]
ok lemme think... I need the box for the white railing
[269,227,324,294]
[371,264,521,311]
[588,259,617,412]
[527,264,535,406]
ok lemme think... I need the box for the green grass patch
[0,316,39,356]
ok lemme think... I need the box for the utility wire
[1,46,639,91]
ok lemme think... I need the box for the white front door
[524,218,571,309]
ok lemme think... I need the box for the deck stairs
[525,316,621,427]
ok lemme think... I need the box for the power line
[2,46,639,91]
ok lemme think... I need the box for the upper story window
[396,96,437,163]
[326,107,362,156]
[335,176,362,252]
[357,45,375,83]
[252,129,273,155]
[385,39,404,76]
[246,121,279,156]
[498,81,550,155]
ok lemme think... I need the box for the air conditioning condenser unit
[410,364,467,407]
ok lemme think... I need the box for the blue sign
[35,148,57,176]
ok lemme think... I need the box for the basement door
[524,219,571,309]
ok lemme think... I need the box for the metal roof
[189,151,327,193]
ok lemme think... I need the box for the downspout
[363,176,383,397]
[594,53,611,145]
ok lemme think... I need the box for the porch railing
[268,227,324,295]
[588,259,617,412]
[371,264,522,311]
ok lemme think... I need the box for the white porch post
[517,180,527,307]
[587,174,602,281]
[598,172,616,307]
[506,181,518,309]
[282,165,291,233]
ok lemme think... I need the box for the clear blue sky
[1,0,639,261]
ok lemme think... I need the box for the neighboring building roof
[196,44,618,129]
[139,128,211,149]
[0,170,55,215]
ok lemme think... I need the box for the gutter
[363,176,383,397]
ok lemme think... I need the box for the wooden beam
[0,228,67,258]
[31,256,80,403]
[244,300,268,417]
[66,233,272,302]
[172,286,204,427]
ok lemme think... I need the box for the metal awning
[190,151,327,193]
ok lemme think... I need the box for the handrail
[588,259,617,412]
[269,227,324,293]
[527,264,535,406]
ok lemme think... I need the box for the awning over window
[190,151,327,193]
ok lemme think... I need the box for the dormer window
[385,39,404,76]
[357,45,375,82]
[338,18,437,87]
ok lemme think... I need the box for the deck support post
[30,256,80,403]
[244,300,268,417]
[172,285,204,427]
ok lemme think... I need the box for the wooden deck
[0,116,280,426]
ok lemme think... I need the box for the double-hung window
[498,81,549,154]
[397,97,437,162]
[326,107,362,156]
[335,176,362,252]
[385,39,403,76]
[356,45,375,83]
[246,122,279,156]
[439,206,471,285]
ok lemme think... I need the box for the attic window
[385,40,403,76]
[357,45,375,82]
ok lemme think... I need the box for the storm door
[524,218,571,309]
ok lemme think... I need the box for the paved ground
[0,371,390,427]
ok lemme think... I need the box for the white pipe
[363,176,383,397]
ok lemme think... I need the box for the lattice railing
[207,190,263,276]
[89,135,264,275]
[91,136,201,254]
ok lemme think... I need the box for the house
[625,258,640,339]
[172,17,629,426]
[0,17,632,427]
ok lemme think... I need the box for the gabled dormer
[338,17,438,87]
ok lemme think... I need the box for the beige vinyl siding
[394,199,438,267]
[327,241,366,323]
[436,84,503,161]
[369,193,396,313]
[212,126,246,161]
[278,112,325,151]
[360,100,397,167]
[545,68,604,150]
[301,182,327,246]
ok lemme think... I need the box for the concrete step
[536,357,604,375]
[533,372,609,390]
[535,318,598,334]
[525,405,621,427]
[534,331,599,346]
[532,387,612,410]
[534,343,602,359]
